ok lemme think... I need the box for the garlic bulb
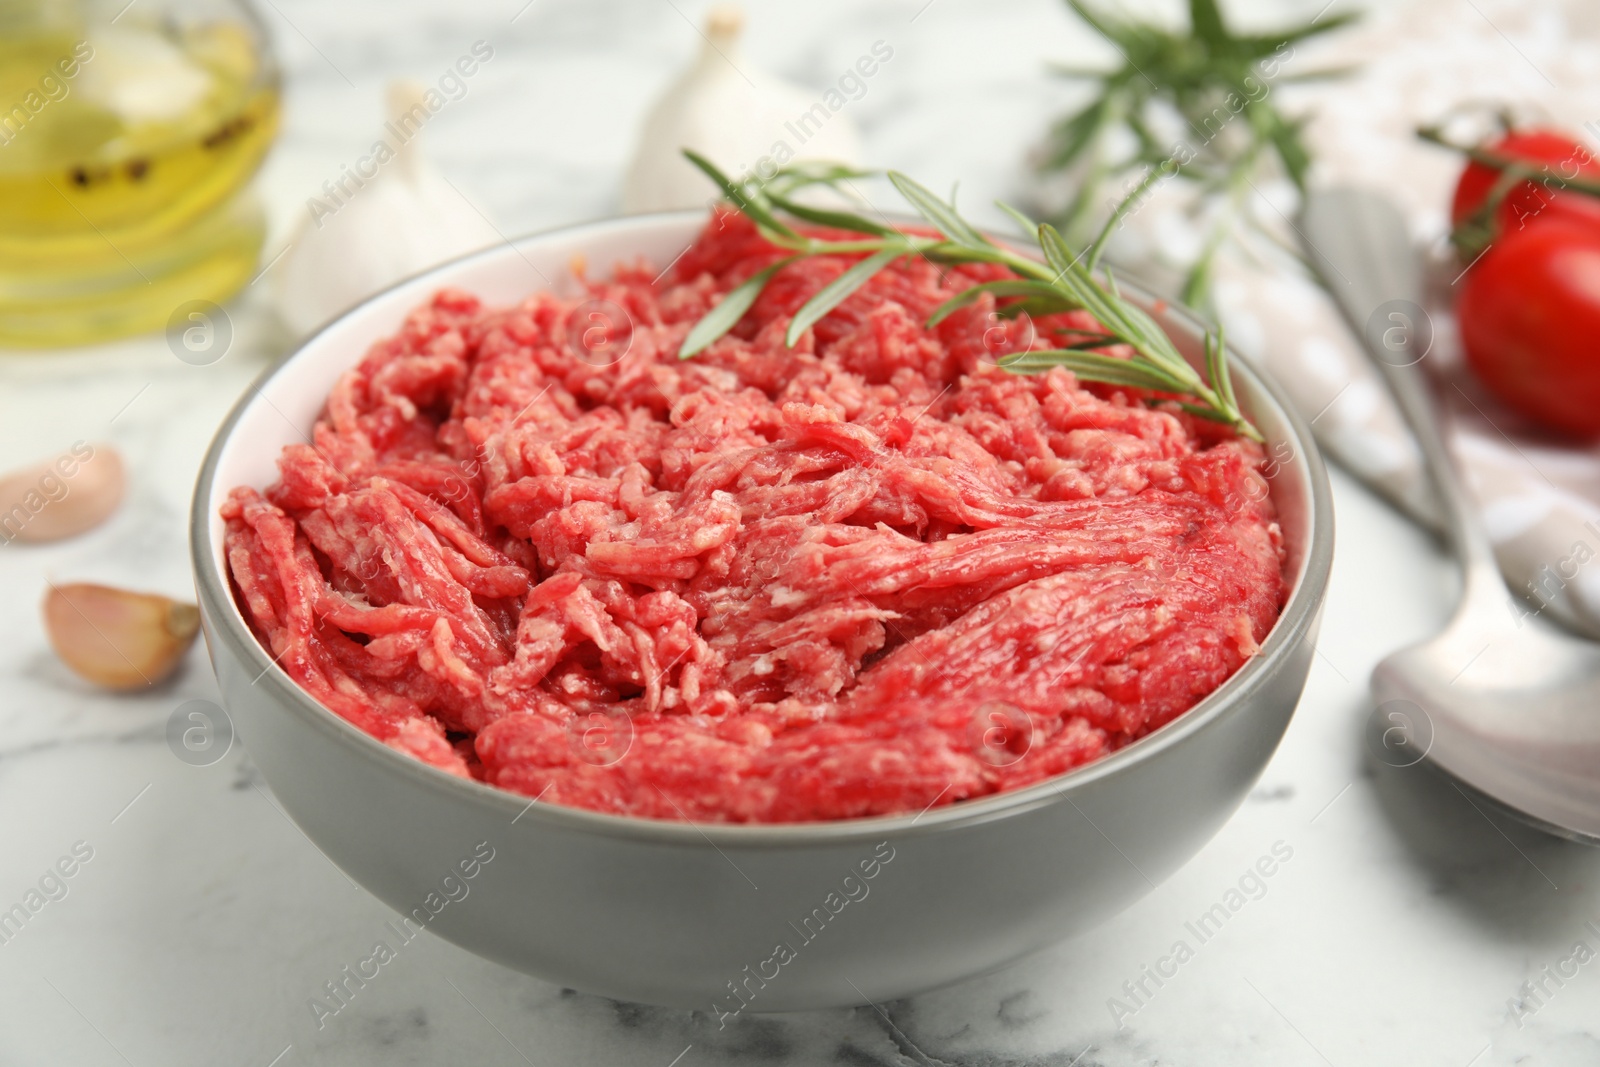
[622,4,863,213]
[0,442,124,544]
[274,81,503,338]
[43,583,200,690]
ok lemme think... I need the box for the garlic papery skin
[274,80,503,339]
[43,583,200,691]
[0,443,125,544]
[622,4,862,213]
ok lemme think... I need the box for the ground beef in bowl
[222,208,1286,823]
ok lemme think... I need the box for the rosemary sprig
[1042,0,1357,307]
[675,150,1260,442]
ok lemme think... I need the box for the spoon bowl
[1373,586,1600,842]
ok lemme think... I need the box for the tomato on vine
[1422,121,1600,437]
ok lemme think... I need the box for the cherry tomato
[1450,129,1600,240]
[1457,218,1600,437]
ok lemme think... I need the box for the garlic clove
[621,2,863,214]
[43,583,200,691]
[273,79,503,338]
[0,443,125,544]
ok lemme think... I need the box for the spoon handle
[1300,187,1504,588]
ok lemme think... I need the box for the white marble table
[2,1,1598,1064]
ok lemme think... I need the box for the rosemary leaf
[925,279,1072,327]
[999,350,1191,392]
[786,248,901,347]
[1064,0,1130,49]
[765,161,878,191]
[1086,167,1161,273]
[683,150,798,241]
[1013,329,1118,348]
[1042,97,1114,171]
[887,172,990,250]
[1212,325,1239,412]
[1234,10,1360,53]
[1162,399,1240,425]
[993,295,1083,320]
[1189,0,1229,49]
[678,256,796,359]
[1097,278,1195,380]
[1037,223,1080,278]
[1204,331,1228,414]
[765,194,895,237]
[1262,108,1312,191]
[994,200,1042,238]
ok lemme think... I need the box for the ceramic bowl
[191,211,1333,1011]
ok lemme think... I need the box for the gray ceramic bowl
[191,212,1333,1012]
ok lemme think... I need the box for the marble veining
[1,1,1598,1064]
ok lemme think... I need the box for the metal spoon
[1301,186,1600,844]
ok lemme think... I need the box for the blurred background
[4,1,1600,1064]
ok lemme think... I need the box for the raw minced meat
[222,207,1286,823]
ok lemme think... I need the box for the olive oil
[0,11,279,347]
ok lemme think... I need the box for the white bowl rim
[190,208,1335,847]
